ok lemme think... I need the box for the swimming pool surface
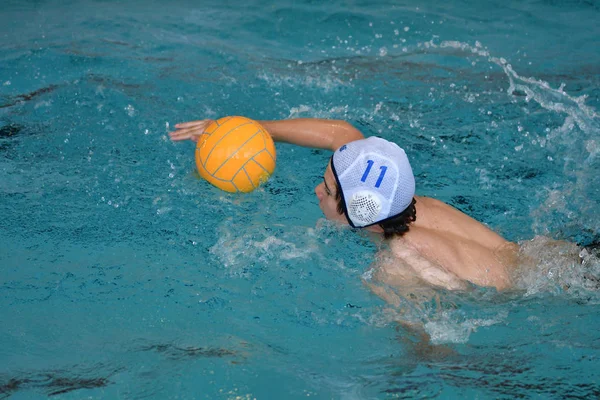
[1,0,599,398]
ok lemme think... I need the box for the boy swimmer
[169,118,577,292]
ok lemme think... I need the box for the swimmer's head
[330,137,416,233]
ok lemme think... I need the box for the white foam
[257,69,349,93]
[209,219,320,275]
[424,311,508,344]
[252,236,315,260]
[513,236,600,299]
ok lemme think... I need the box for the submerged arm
[365,255,459,358]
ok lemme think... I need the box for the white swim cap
[331,137,415,228]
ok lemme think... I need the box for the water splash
[209,221,318,276]
[424,310,508,344]
[422,39,600,241]
[513,236,600,300]
[424,40,599,137]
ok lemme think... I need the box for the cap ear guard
[347,190,383,227]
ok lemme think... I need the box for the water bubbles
[475,167,492,189]
[156,207,172,215]
[125,104,136,117]
[35,100,52,109]
[378,47,387,56]
[515,236,600,297]
[403,26,410,32]
[424,310,508,344]
[373,102,383,114]
[3,81,11,86]
[585,139,597,154]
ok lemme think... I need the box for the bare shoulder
[415,196,474,222]
[414,196,510,250]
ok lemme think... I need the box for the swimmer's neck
[360,195,430,236]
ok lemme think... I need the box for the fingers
[168,131,193,141]
[169,119,214,142]
[174,120,210,129]
[169,127,202,142]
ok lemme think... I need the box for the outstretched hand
[169,119,214,142]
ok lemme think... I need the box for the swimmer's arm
[391,244,469,291]
[412,260,469,291]
[258,119,364,151]
[169,118,364,150]
[365,264,458,356]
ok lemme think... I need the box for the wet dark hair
[335,183,417,239]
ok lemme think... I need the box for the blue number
[361,160,374,182]
[361,160,387,188]
[375,166,387,188]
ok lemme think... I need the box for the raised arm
[258,119,364,151]
[169,118,364,151]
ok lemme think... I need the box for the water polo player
[170,118,597,292]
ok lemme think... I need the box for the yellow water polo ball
[195,116,276,193]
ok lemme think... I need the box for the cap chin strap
[330,156,357,227]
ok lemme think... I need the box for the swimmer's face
[314,163,347,224]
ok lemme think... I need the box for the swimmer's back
[387,196,517,290]
[412,196,509,250]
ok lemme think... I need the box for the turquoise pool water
[1,0,599,398]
